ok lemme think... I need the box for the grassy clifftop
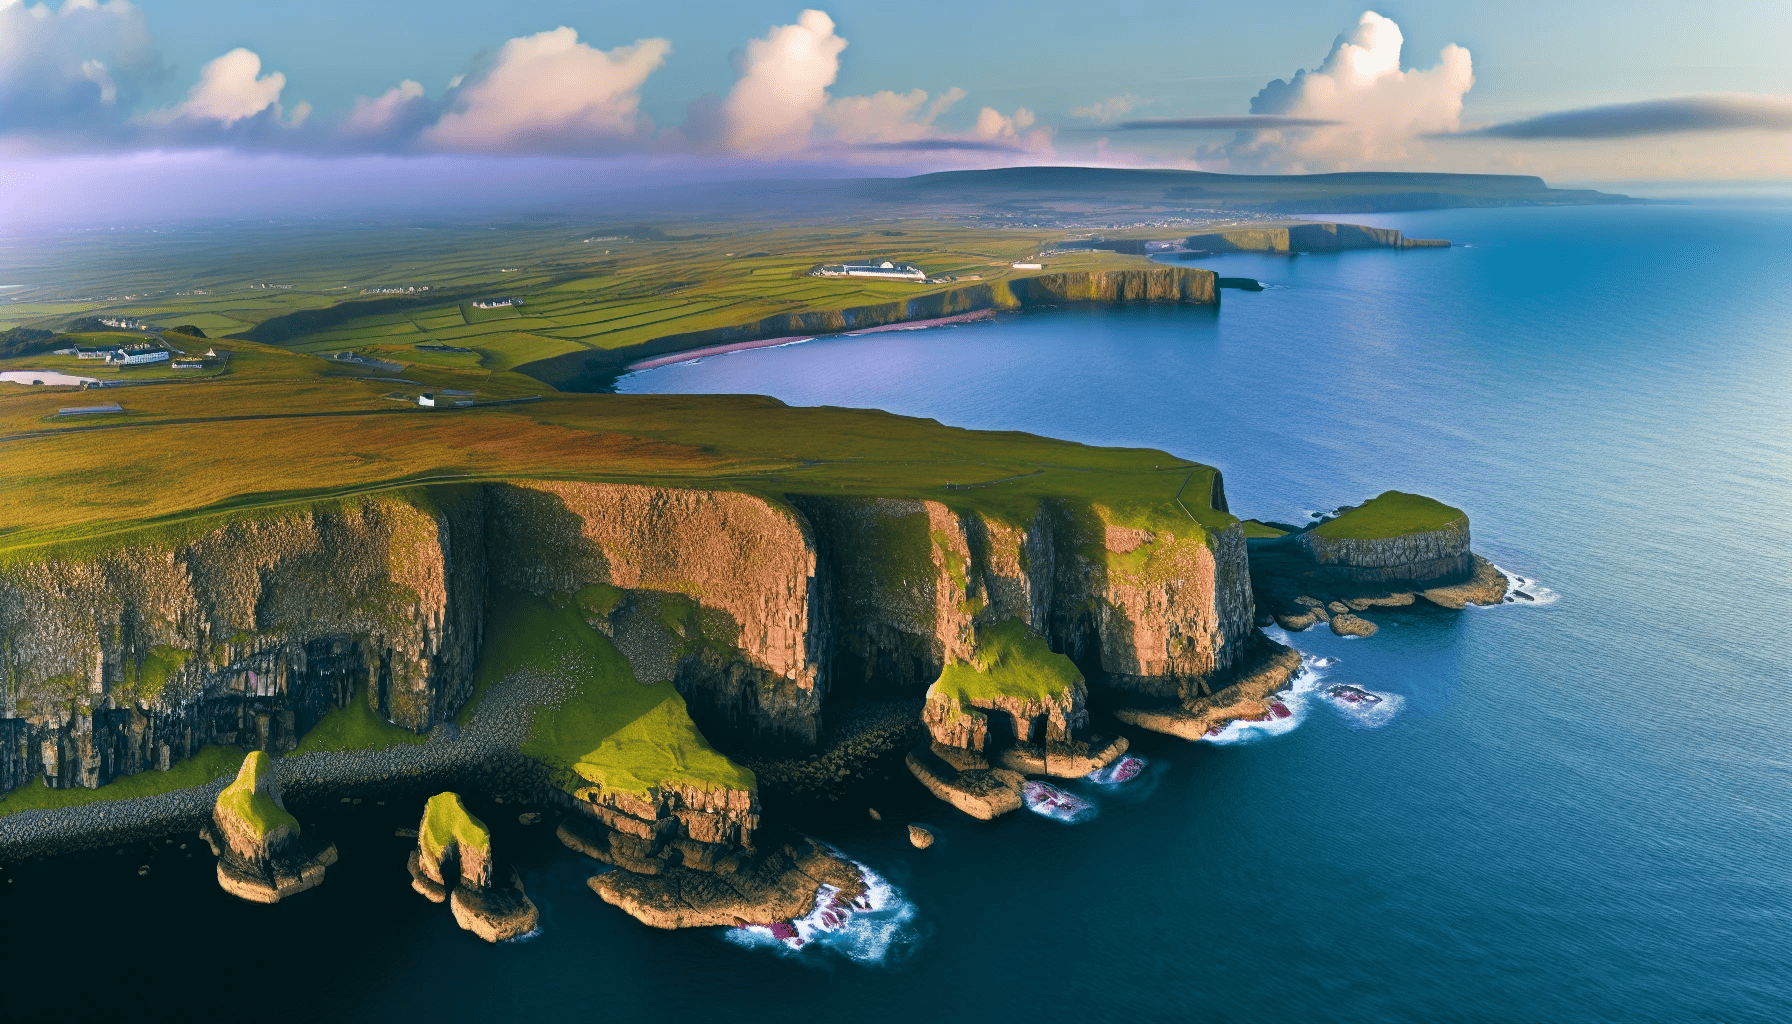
[1313,491,1467,539]
[931,618,1082,709]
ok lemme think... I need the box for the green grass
[572,582,626,620]
[930,617,1082,710]
[1241,519,1289,538]
[287,686,429,756]
[0,744,246,819]
[129,644,192,703]
[420,791,489,860]
[215,750,299,839]
[1312,491,1466,540]
[481,589,755,800]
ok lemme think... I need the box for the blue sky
[2,1,1789,227]
[121,0,1788,134]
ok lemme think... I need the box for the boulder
[905,744,1024,820]
[1329,613,1378,638]
[908,825,935,849]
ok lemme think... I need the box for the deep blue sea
[7,204,1791,1022]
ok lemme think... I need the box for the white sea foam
[723,858,918,965]
[503,925,543,943]
[1202,651,1325,745]
[1492,565,1559,607]
[1319,683,1405,728]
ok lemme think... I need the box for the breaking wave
[1494,566,1559,607]
[723,859,919,965]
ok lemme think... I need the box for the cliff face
[1183,223,1448,253]
[486,481,824,747]
[0,479,1259,802]
[0,491,484,796]
[1296,516,1472,584]
[521,267,1219,389]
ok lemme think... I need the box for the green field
[1313,491,1467,539]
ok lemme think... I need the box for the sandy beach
[624,308,997,372]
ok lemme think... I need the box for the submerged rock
[407,792,538,942]
[203,751,336,904]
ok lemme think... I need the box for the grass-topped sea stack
[909,619,1127,818]
[409,792,538,942]
[204,751,336,903]
[1246,491,1509,636]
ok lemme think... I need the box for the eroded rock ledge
[408,791,538,942]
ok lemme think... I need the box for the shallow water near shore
[8,204,1792,1022]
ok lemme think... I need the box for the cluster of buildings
[810,260,927,282]
[361,285,431,295]
[59,341,171,365]
[471,297,520,309]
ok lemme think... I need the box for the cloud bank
[0,0,161,130]
[1471,95,1792,139]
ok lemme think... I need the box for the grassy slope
[420,792,489,859]
[484,590,754,799]
[214,751,300,838]
[932,618,1082,707]
[1312,490,1466,540]
[0,745,246,819]
[287,687,430,756]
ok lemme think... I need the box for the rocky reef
[1248,492,1508,635]
[203,750,336,903]
[409,791,538,942]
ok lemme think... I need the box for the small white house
[1011,262,1044,270]
[116,349,170,366]
[417,393,437,408]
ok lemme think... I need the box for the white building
[417,393,437,408]
[812,260,926,282]
[114,349,169,366]
[1011,262,1044,270]
[472,298,518,309]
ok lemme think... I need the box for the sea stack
[204,751,336,903]
[1247,491,1508,632]
[907,619,1125,819]
[409,792,539,942]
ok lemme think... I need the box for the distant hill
[859,166,1637,213]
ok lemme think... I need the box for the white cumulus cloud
[1217,10,1473,172]
[422,27,669,153]
[722,9,848,153]
[0,0,160,129]
[818,86,965,144]
[144,47,289,125]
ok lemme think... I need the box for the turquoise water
[5,205,1789,1022]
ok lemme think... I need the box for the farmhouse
[472,297,519,309]
[811,260,926,282]
[110,348,169,366]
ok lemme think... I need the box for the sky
[4,0,1790,226]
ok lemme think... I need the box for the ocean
[7,203,1790,1022]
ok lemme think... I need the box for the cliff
[518,266,1218,390]
[0,490,485,798]
[1,472,1265,811]
[1183,223,1448,253]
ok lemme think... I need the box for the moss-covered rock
[407,791,538,942]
